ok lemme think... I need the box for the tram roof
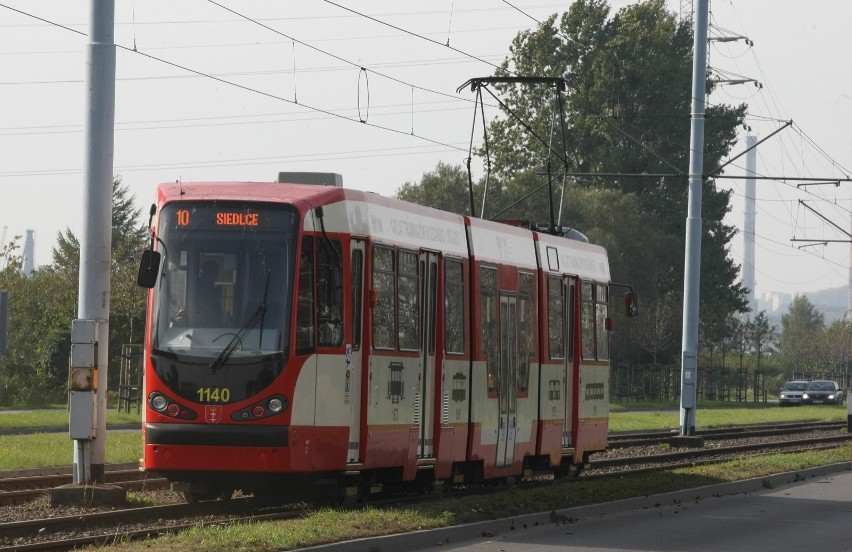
[155,181,347,211]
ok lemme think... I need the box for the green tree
[749,310,775,372]
[634,291,679,364]
[821,318,852,375]
[398,162,476,214]
[0,178,147,406]
[480,0,748,356]
[49,178,148,397]
[779,295,824,374]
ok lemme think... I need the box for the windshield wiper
[209,270,271,373]
[209,305,266,373]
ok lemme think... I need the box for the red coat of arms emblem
[204,405,223,424]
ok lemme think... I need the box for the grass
[0,408,141,430]
[0,431,142,470]
[609,403,847,431]
[0,409,143,470]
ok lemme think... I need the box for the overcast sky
[1,0,849,298]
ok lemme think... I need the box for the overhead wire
[0,2,470,155]
[0,141,473,178]
[321,0,512,75]
[204,0,486,105]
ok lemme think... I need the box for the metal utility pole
[70,0,115,484]
[679,0,709,437]
[743,135,757,316]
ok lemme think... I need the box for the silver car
[778,380,809,406]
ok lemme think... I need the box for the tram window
[317,238,343,347]
[166,250,188,327]
[596,284,609,360]
[480,266,498,394]
[518,271,534,393]
[444,259,464,354]
[398,249,419,351]
[351,249,363,350]
[372,245,395,350]
[581,282,595,360]
[195,253,236,327]
[547,276,564,359]
[296,237,315,355]
[428,261,437,355]
[567,280,576,362]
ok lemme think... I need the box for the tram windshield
[149,201,298,402]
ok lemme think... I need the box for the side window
[480,266,498,394]
[296,237,315,355]
[444,259,465,354]
[372,245,395,349]
[581,282,595,360]
[317,238,343,347]
[567,279,575,361]
[547,276,564,359]
[398,250,419,351]
[428,261,437,355]
[518,271,534,393]
[351,249,363,350]
[596,283,609,360]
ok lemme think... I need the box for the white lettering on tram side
[495,235,513,260]
[369,214,384,233]
[560,252,607,276]
[387,217,462,246]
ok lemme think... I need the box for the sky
[0,0,849,299]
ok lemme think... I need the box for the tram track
[606,420,847,447]
[0,465,169,507]
[593,429,852,473]
[2,421,850,551]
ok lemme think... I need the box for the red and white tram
[137,172,635,500]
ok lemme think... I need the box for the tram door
[347,239,366,463]
[417,251,439,458]
[562,276,576,448]
[496,293,518,468]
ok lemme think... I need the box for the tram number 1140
[197,387,231,403]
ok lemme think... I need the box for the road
[304,462,852,552]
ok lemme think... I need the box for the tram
[136,172,636,500]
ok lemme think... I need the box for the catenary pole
[679,0,708,436]
[71,0,115,484]
[743,135,757,317]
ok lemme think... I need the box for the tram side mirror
[137,249,161,289]
[624,292,638,318]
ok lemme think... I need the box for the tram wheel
[183,484,233,503]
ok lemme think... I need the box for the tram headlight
[268,398,283,413]
[150,393,168,412]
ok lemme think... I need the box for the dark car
[778,380,809,406]
[802,380,845,405]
